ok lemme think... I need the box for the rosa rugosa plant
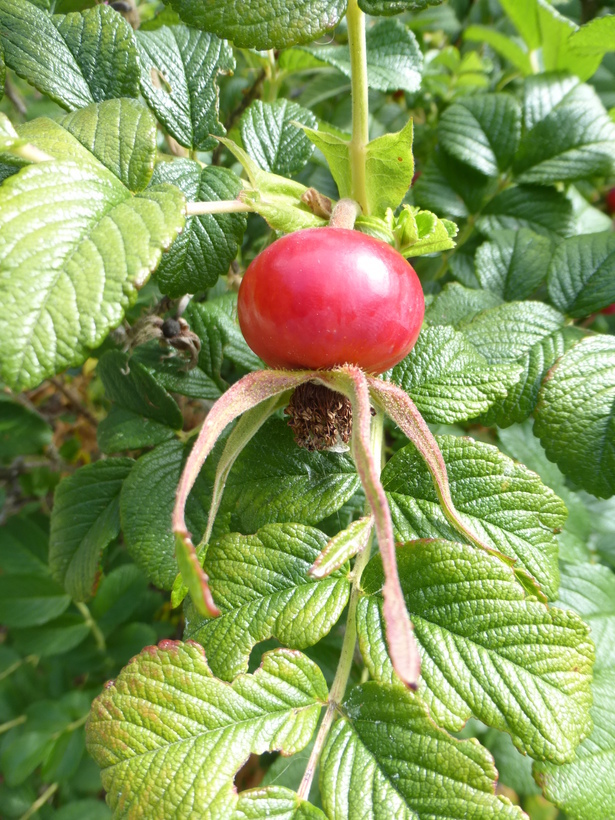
[0,0,614,818]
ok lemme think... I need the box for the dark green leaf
[222,417,360,533]
[131,342,221,402]
[185,523,350,680]
[392,325,521,424]
[0,1,139,110]
[306,18,423,94]
[357,540,594,761]
[11,613,90,656]
[240,100,316,177]
[137,25,233,152]
[150,160,246,298]
[0,395,51,460]
[320,682,524,819]
[462,300,584,427]
[413,150,494,219]
[514,73,615,185]
[359,0,443,14]
[477,185,575,239]
[425,282,503,328]
[547,231,615,318]
[97,407,176,454]
[120,438,214,590]
[49,459,133,601]
[0,575,70,627]
[86,644,327,818]
[0,511,49,577]
[474,229,552,301]
[438,94,521,177]
[164,0,347,50]
[534,335,615,499]
[382,435,567,598]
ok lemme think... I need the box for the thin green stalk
[19,783,58,820]
[185,200,253,216]
[0,714,27,735]
[346,0,370,214]
[76,602,106,652]
[0,654,38,682]
[297,411,384,800]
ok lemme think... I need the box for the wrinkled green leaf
[0,395,52,460]
[413,150,494,220]
[391,325,521,424]
[535,562,615,819]
[357,540,594,761]
[474,229,552,302]
[438,94,521,177]
[515,74,615,185]
[120,438,214,590]
[233,787,327,820]
[0,1,139,110]
[382,435,567,598]
[462,301,585,428]
[137,25,233,152]
[184,524,350,680]
[86,644,327,818]
[222,417,360,533]
[131,342,221,402]
[241,100,316,177]
[547,231,615,318]
[164,0,347,50]
[306,18,423,94]
[477,185,575,239]
[49,459,133,602]
[534,335,615,499]
[320,681,524,819]
[0,161,184,392]
[359,0,443,14]
[150,160,246,297]
[426,282,503,328]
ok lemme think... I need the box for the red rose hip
[237,227,425,375]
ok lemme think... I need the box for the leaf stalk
[346,0,370,214]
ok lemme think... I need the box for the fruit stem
[329,198,362,230]
[297,410,383,800]
[346,0,370,215]
[185,200,253,216]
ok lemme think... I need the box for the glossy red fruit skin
[606,187,615,216]
[237,227,425,375]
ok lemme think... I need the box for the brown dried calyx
[285,382,353,451]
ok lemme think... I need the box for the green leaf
[136,25,233,152]
[233,787,327,819]
[150,160,246,298]
[58,99,157,193]
[0,732,56,787]
[382,435,567,598]
[240,100,316,178]
[0,160,184,392]
[477,185,575,239]
[164,0,347,50]
[535,562,615,819]
[310,515,373,579]
[464,25,532,75]
[306,19,423,94]
[0,575,70,627]
[131,342,221,402]
[120,438,214,590]
[462,301,585,428]
[391,325,522,424]
[222,417,360,533]
[474,229,552,301]
[547,231,615,317]
[395,206,458,258]
[49,459,133,602]
[359,0,443,14]
[184,292,262,388]
[498,0,541,50]
[11,613,90,657]
[97,407,176,454]
[514,74,615,185]
[536,0,602,81]
[357,540,594,761]
[97,350,183,441]
[438,94,521,177]
[320,681,525,819]
[0,510,50,577]
[304,119,414,218]
[0,395,52,460]
[568,14,615,57]
[86,644,327,818]
[425,282,503,328]
[0,1,139,110]
[221,138,326,233]
[184,524,350,680]
[413,151,494,220]
[534,335,615,499]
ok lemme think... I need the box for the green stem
[0,715,27,735]
[185,200,253,217]
[297,411,384,800]
[0,654,38,682]
[19,782,58,820]
[14,143,54,163]
[346,0,370,215]
[75,602,106,652]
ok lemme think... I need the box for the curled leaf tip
[383,581,421,689]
